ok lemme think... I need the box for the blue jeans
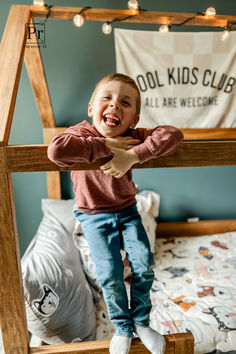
[73,202,154,338]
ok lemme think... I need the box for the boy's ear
[130,115,140,128]
[88,104,93,117]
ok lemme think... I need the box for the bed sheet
[95,231,236,354]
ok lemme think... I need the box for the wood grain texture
[182,128,236,140]
[156,219,236,237]
[0,5,30,146]
[173,333,194,354]
[5,140,236,172]
[29,333,193,353]
[46,172,62,199]
[43,129,67,199]
[24,17,55,129]
[43,128,68,143]
[0,148,29,354]
[29,6,236,27]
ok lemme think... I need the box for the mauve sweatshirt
[47,121,183,214]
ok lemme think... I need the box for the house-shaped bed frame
[0,5,236,354]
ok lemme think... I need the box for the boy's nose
[109,101,120,109]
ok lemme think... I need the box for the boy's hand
[100,146,139,178]
[105,136,141,150]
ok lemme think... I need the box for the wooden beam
[0,5,30,146]
[5,140,236,172]
[43,129,67,199]
[45,172,62,199]
[182,128,236,140]
[0,148,29,354]
[30,6,236,27]
[172,333,194,354]
[29,333,193,354]
[43,128,68,142]
[156,219,236,237]
[24,17,55,128]
[44,127,236,141]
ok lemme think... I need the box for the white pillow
[136,190,160,253]
[21,199,96,344]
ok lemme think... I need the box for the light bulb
[221,28,230,41]
[33,0,44,5]
[102,22,112,35]
[128,0,139,10]
[205,7,216,17]
[159,24,169,33]
[73,14,84,28]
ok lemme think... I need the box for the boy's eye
[122,101,130,106]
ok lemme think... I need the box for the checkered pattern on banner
[115,29,236,128]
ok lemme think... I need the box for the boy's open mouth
[103,114,120,127]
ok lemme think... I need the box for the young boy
[47,73,183,354]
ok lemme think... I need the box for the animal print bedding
[94,231,236,353]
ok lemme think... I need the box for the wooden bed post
[0,5,31,353]
[24,17,61,200]
[0,150,29,354]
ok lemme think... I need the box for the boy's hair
[89,73,141,115]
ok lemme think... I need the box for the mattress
[95,231,236,354]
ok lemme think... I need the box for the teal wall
[1,0,236,255]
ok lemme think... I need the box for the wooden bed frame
[0,5,236,354]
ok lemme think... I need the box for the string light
[159,24,169,33]
[33,0,44,5]
[70,5,233,40]
[73,14,84,27]
[221,27,231,41]
[101,10,141,35]
[205,7,216,17]
[102,22,112,35]
[127,0,139,11]
[73,7,91,28]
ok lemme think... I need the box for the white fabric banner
[114,29,236,128]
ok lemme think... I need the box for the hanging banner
[114,29,236,128]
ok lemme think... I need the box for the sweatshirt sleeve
[132,125,183,164]
[47,124,111,167]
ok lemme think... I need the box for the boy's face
[88,80,139,138]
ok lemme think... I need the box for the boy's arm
[47,126,111,167]
[100,126,183,178]
[105,136,141,150]
[132,125,184,164]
